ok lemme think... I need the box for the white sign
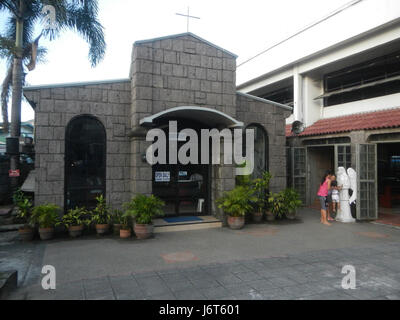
[155,171,170,182]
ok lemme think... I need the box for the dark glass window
[324,51,400,107]
[261,86,294,107]
[65,116,106,211]
[243,124,269,179]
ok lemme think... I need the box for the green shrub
[267,192,286,218]
[112,209,123,224]
[90,195,111,225]
[13,189,33,227]
[251,171,272,213]
[31,204,60,228]
[123,194,165,225]
[282,188,303,213]
[216,186,256,217]
[60,207,89,228]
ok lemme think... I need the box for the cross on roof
[175,7,200,32]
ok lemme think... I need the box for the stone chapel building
[23,33,291,222]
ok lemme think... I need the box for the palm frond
[60,1,105,67]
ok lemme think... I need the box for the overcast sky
[0,0,352,121]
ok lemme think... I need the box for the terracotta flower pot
[120,228,131,239]
[265,211,275,222]
[285,210,297,220]
[18,227,34,241]
[113,224,122,236]
[39,227,55,240]
[95,224,109,235]
[227,216,245,230]
[252,211,264,223]
[134,223,153,239]
[68,225,84,238]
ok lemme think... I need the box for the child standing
[331,180,341,214]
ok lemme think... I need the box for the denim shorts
[318,196,327,210]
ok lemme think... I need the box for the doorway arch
[64,115,106,211]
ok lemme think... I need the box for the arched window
[65,115,106,211]
[245,124,269,179]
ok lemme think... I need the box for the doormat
[163,216,203,223]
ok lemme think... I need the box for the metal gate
[334,144,352,170]
[356,144,378,220]
[292,147,307,205]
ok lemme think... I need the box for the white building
[238,0,400,220]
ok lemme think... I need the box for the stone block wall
[24,80,132,210]
[129,34,237,128]
[236,94,292,193]
[129,34,238,211]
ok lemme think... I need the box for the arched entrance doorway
[141,106,243,217]
[65,115,106,211]
[152,118,210,216]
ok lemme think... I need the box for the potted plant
[31,204,60,240]
[119,212,132,239]
[13,190,34,241]
[112,210,123,236]
[123,194,164,239]
[60,207,89,238]
[267,192,286,221]
[91,195,111,235]
[282,188,302,220]
[251,171,272,223]
[216,186,255,230]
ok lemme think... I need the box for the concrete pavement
[2,208,400,300]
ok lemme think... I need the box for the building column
[293,67,303,123]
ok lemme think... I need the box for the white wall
[322,93,400,119]
[238,0,400,87]
[303,76,323,126]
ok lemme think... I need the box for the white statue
[335,167,356,223]
[347,168,357,205]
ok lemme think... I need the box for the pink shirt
[317,178,330,197]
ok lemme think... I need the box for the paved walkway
[2,208,400,300]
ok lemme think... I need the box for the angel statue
[335,167,356,223]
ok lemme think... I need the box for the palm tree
[0,0,106,188]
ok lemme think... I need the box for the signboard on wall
[155,171,170,182]
[9,169,20,177]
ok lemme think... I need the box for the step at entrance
[153,215,222,233]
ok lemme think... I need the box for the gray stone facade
[24,80,132,210]
[24,33,291,220]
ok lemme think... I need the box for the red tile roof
[286,108,400,137]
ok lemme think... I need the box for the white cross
[176,7,200,32]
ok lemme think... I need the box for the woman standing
[317,170,333,226]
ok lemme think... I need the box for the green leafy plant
[251,171,273,213]
[120,212,132,230]
[282,188,303,213]
[216,186,256,217]
[235,161,252,187]
[123,195,165,225]
[31,204,60,228]
[90,195,111,225]
[13,189,33,227]
[112,209,123,224]
[268,192,286,218]
[60,207,89,228]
